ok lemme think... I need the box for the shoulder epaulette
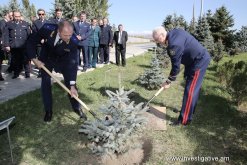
[42,23,57,31]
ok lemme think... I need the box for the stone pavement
[0,41,155,103]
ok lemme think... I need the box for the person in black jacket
[0,10,10,81]
[26,21,87,122]
[3,11,31,79]
[113,24,128,66]
[49,8,65,24]
[31,9,49,77]
[99,18,113,64]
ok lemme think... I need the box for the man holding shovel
[27,21,87,122]
[152,26,211,126]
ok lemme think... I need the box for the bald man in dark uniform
[27,21,87,122]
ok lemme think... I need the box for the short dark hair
[91,18,97,22]
[79,11,86,16]
[55,8,62,12]
[37,9,45,14]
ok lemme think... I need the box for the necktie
[55,39,62,47]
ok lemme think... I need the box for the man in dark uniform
[49,8,65,24]
[73,11,91,72]
[99,18,113,64]
[26,21,87,122]
[113,24,128,67]
[31,8,49,77]
[0,10,10,81]
[152,26,211,126]
[3,11,31,79]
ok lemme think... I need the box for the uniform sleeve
[3,23,10,47]
[84,24,91,39]
[69,47,78,82]
[31,22,38,33]
[109,26,113,44]
[113,31,117,43]
[167,45,184,81]
[125,31,128,42]
[26,23,57,59]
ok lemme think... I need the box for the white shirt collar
[54,33,61,46]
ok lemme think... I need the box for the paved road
[0,42,155,103]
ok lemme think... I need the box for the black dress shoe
[44,111,53,122]
[12,75,19,79]
[82,68,87,72]
[25,74,30,78]
[74,108,87,120]
[169,120,181,126]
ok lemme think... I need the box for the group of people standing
[0,8,129,121]
[0,8,128,80]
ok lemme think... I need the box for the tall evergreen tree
[21,0,36,21]
[162,13,188,31]
[194,15,214,54]
[238,26,247,52]
[208,6,235,50]
[55,0,109,20]
[9,0,21,11]
[188,19,197,37]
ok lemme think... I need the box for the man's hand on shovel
[70,86,79,98]
[144,80,171,108]
[161,80,171,89]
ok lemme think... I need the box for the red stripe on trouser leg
[182,70,200,125]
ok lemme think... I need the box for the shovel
[144,86,165,108]
[40,65,101,121]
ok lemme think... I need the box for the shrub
[229,61,247,105]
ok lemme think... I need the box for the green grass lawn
[0,52,246,164]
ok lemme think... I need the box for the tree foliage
[21,0,36,21]
[217,60,247,105]
[137,53,165,90]
[79,88,148,155]
[194,15,214,54]
[212,39,224,65]
[236,26,247,52]
[162,13,188,31]
[55,0,110,20]
[206,6,235,50]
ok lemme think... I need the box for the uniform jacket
[31,19,50,46]
[3,20,31,48]
[49,17,65,24]
[26,23,79,81]
[99,25,113,45]
[113,30,128,48]
[167,28,211,81]
[31,19,50,33]
[0,19,7,43]
[73,20,91,46]
[88,25,100,47]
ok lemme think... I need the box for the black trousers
[0,48,5,77]
[11,48,30,76]
[99,44,110,63]
[115,44,126,66]
[41,60,80,112]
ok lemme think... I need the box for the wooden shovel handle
[41,65,90,111]
[154,87,165,97]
